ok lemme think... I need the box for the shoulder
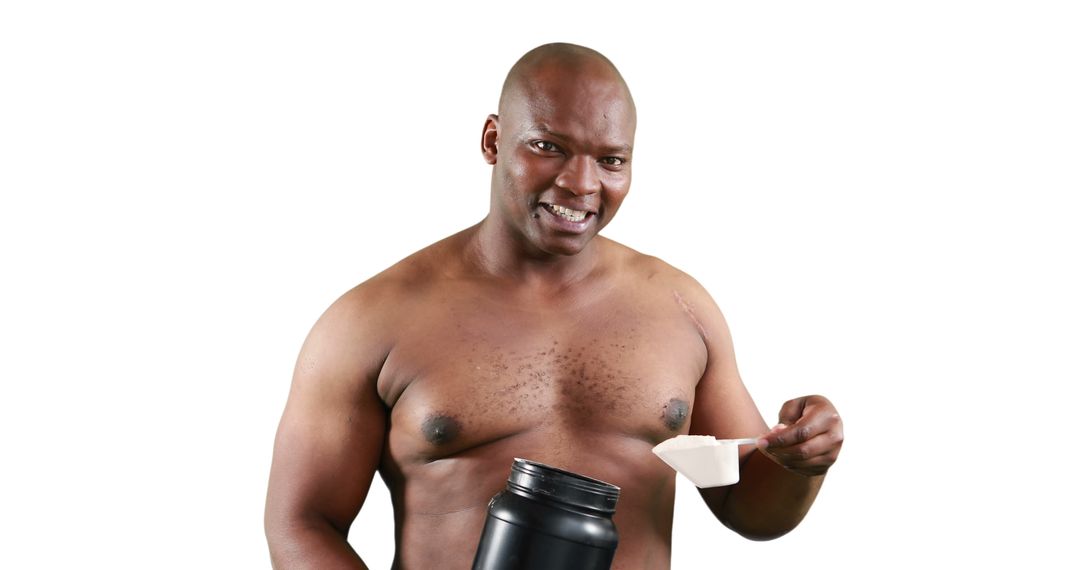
[601,237,714,300]
[308,230,470,361]
[599,237,726,338]
[346,226,475,306]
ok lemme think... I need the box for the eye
[600,156,626,167]
[532,140,560,153]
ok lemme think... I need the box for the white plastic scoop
[651,435,760,488]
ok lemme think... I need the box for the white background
[2,1,1077,568]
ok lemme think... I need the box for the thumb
[756,423,787,449]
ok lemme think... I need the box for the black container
[472,458,620,570]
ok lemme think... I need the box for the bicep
[266,302,388,534]
[685,296,770,509]
[687,300,767,441]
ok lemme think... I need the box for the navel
[661,398,690,431]
[421,413,462,445]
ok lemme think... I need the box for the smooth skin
[265,43,843,570]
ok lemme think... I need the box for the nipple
[662,398,690,431]
[421,413,462,445]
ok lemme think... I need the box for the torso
[369,232,709,569]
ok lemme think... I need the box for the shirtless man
[265,43,844,569]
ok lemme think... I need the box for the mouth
[540,202,591,223]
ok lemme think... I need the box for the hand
[757,395,843,477]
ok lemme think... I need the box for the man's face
[484,65,636,258]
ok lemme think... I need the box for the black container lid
[507,458,620,514]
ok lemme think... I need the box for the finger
[762,404,841,449]
[779,452,838,477]
[755,423,785,448]
[777,397,809,426]
[763,431,840,464]
[762,418,821,449]
[763,418,843,475]
[761,441,840,478]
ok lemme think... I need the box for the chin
[539,237,592,257]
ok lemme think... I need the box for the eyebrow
[530,124,634,154]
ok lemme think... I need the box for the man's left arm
[679,281,844,540]
[706,395,843,540]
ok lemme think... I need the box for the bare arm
[715,394,842,540]
[265,290,390,568]
[681,282,842,540]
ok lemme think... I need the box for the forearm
[701,450,824,541]
[267,516,368,570]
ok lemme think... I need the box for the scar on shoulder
[421,413,462,445]
[661,398,690,431]
[672,290,709,341]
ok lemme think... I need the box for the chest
[378,291,707,461]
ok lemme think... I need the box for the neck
[467,216,601,289]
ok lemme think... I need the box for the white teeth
[550,204,587,222]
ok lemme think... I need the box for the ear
[480,114,499,165]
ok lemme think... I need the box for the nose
[554,155,602,196]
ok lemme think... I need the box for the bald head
[478,43,637,257]
[498,43,635,119]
